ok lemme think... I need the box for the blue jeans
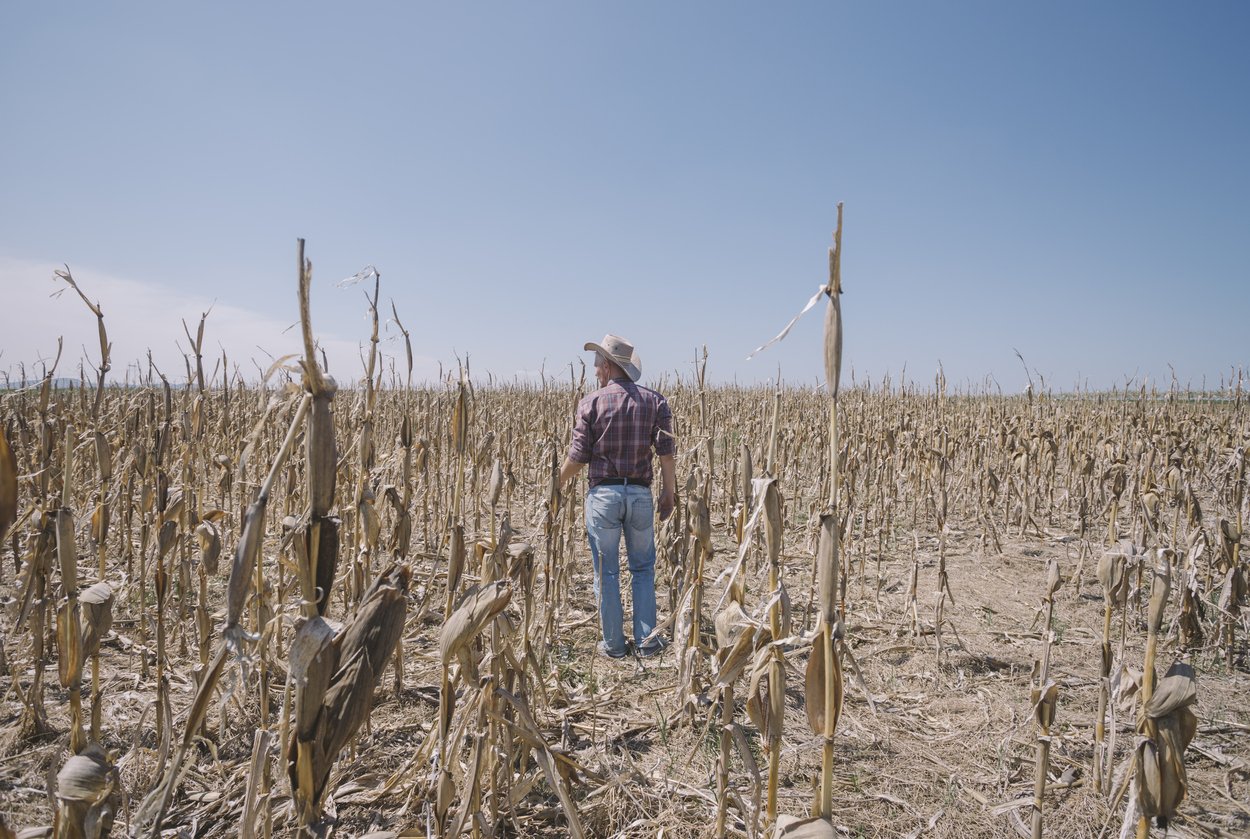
[585,484,658,655]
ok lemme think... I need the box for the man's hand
[658,453,677,521]
[658,487,676,522]
[557,457,586,491]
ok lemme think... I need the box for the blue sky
[2,2,1247,391]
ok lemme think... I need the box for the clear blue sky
[2,2,1247,392]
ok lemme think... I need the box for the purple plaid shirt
[568,377,675,487]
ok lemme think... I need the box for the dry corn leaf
[227,500,266,630]
[440,580,512,667]
[1144,663,1198,726]
[745,644,772,734]
[714,599,753,650]
[713,624,758,689]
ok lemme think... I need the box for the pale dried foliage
[0,243,1247,839]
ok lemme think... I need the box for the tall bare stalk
[814,203,846,822]
[1030,559,1062,839]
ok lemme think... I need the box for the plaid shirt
[568,377,675,487]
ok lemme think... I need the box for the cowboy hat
[584,334,642,382]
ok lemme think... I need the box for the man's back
[568,378,674,487]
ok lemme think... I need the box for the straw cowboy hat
[585,334,642,382]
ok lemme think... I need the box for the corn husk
[0,426,19,544]
[155,518,177,562]
[1135,662,1198,824]
[194,520,221,575]
[1097,548,1129,606]
[1031,680,1059,729]
[690,496,712,554]
[306,384,338,518]
[488,458,504,509]
[822,245,842,398]
[763,481,782,567]
[815,513,838,623]
[57,599,84,691]
[1044,558,1062,600]
[162,492,185,528]
[739,443,753,509]
[451,382,469,455]
[287,563,409,824]
[55,508,77,592]
[289,616,338,740]
[318,516,341,611]
[54,743,118,839]
[89,504,109,548]
[775,814,836,838]
[1147,554,1171,635]
[79,582,114,658]
[358,495,380,551]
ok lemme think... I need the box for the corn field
[0,238,1247,838]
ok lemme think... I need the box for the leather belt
[596,477,649,487]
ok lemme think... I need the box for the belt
[596,477,650,487]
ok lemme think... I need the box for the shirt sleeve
[567,396,594,464]
[653,395,676,457]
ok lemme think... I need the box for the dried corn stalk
[811,204,845,829]
[1030,558,1062,839]
[1133,550,1172,837]
[435,579,511,834]
[1095,541,1132,793]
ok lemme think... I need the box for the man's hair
[596,353,626,378]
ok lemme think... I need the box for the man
[557,334,676,658]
